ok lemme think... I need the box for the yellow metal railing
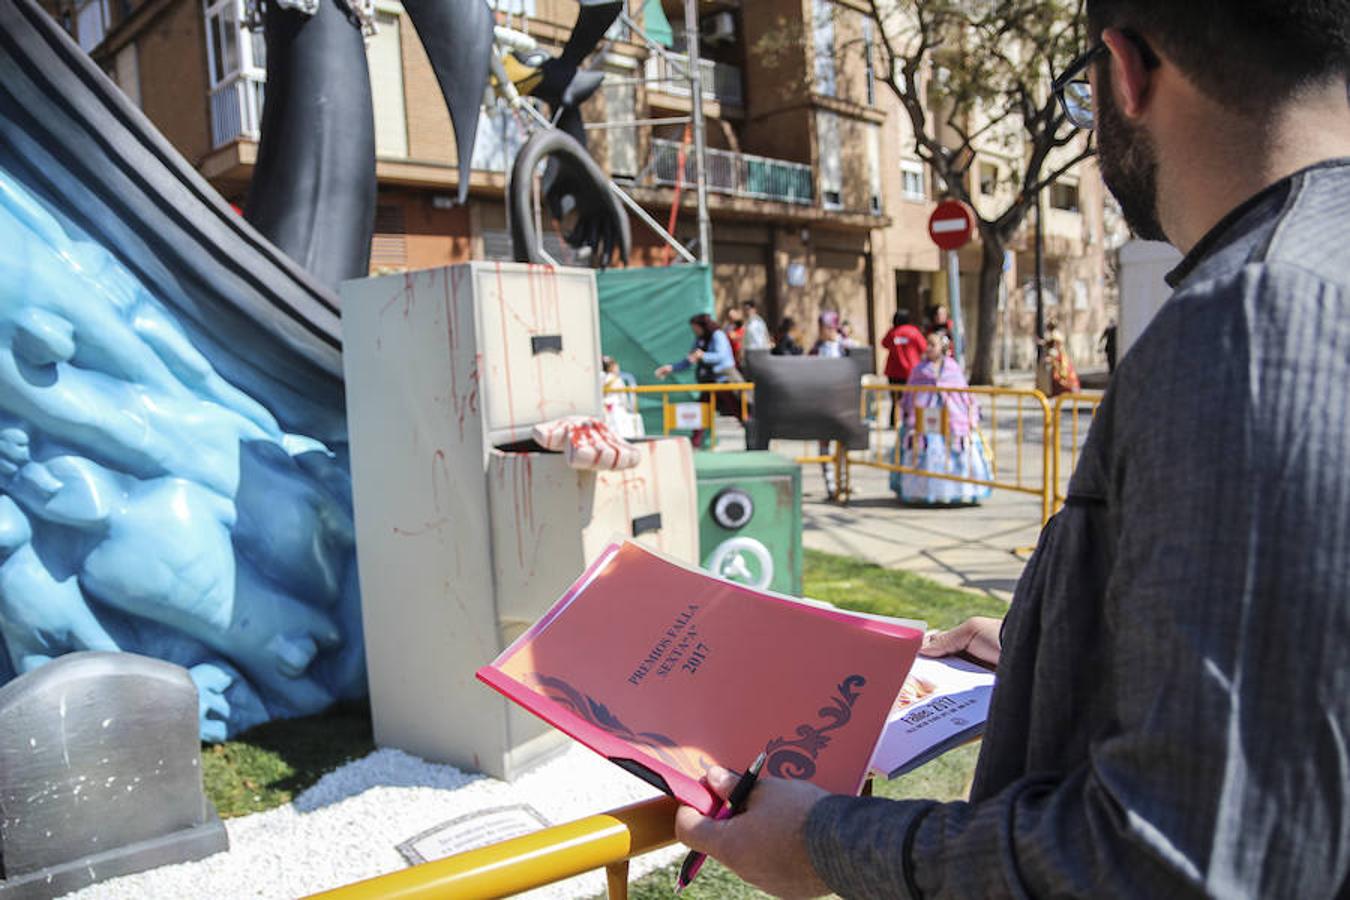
[856,384,1056,525]
[605,382,753,447]
[308,797,678,900]
[1050,391,1105,512]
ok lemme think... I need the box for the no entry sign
[928,200,975,251]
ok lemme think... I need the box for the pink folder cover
[477,541,922,813]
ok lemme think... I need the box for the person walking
[655,313,740,447]
[810,311,847,498]
[1099,319,1119,373]
[771,317,804,356]
[880,309,928,428]
[675,2,1350,895]
[741,299,771,357]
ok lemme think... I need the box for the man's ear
[1101,28,1153,118]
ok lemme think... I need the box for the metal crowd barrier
[603,381,753,446]
[854,384,1057,525]
[601,381,1109,528]
[1050,391,1106,513]
[308,797,677,900]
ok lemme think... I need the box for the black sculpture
[245,0,628,284]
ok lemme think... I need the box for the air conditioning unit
[701,11,736,44]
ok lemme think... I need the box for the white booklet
[869,656,996,779]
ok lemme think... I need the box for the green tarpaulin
[640,0,674,48]
[597,263,713,436]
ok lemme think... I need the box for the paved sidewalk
[794,451,1038,604]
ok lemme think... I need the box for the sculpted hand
[920,615,1003,667]
[674,766,831,899]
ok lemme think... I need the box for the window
[1073,278,1089,310]
[205,0,241,87]
[1050,181,1080,212]
[488,0,536,17]
[816,111,842,208]
[866,123,882,214]
[370,204,407,271]
[812,0,836,97]
[862,17,875,107]
[900,159,926,202]
[472,98,528,173]
[366,10,408,159]
[75,0,110,53]
[979,162,999,196]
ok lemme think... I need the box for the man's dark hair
[742,299,758,311]
[893,310,911,327]
[1087,0,1350,111]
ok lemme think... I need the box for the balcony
[209,73,265,149]
[649,138,813,205]
[644,52,743,108]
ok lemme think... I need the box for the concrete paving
[787,440,1040,605]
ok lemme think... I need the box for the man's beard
[1095,68,1168,242]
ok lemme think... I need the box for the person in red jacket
[880,309,927,427]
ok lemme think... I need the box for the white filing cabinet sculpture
[342,263,698,779]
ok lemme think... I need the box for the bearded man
[675,1,1350,896]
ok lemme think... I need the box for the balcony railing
[644,52,743,107]
[649,138,813,205]
[209,73,266,149]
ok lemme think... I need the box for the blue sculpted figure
[0,171,364,739]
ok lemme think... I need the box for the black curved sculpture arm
[509,127,630,267]
[245,0,376,289]
[402,0,495,207]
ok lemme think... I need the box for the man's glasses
[1052,43,1110,130]
[1052,33,1158,131]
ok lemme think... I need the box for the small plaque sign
[396,804,551,866]
[673,402,707,430]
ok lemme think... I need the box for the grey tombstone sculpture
[0,652,228,897]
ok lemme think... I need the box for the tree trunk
[970,229,1006,385]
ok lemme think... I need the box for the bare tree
[864,0,1093,383]
[742,0,1095,381]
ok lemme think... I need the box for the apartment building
[52,0,1113,373]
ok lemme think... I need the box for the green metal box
[694,452,803,596]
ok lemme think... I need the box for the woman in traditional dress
[890,335,993,505]
[1042,318,1082,396]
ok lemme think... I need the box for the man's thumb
[919,623,969,658]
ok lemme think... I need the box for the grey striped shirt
[805,159,1350,898]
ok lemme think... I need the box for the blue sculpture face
[0,172,364,741]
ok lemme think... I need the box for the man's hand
[674,766,831,899]
[920,616,1003,667]
[654,364,674,380]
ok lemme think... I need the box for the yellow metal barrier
[307,797,678,900]
[1050,391,1105,512]
[856,384,1056,526]
[605,382,753,447]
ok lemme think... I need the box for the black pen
[675,751,768,893]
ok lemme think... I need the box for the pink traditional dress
[890,356,993,505]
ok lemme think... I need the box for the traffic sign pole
[927,200,977,367]
[947,249,965,364]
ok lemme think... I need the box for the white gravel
[63,745,687,899]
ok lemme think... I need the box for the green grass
[198,550,1008,896]
[201,701,374,818]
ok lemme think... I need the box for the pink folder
[477,541,922,813]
